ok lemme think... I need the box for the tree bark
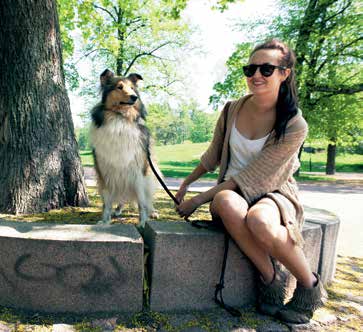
[326,143,336,175]
[0,0,88,214]
[116,6,125,75]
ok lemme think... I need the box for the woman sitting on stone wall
[175,39,327,324]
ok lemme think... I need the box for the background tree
[58,0,192,97]
[210,0,362,174]
[190,109,219,143]
[284,0,362,174]
[147,102,192,146]
[0,0,88,214]
[75,127,91,150]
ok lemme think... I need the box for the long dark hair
[250,39,298,142]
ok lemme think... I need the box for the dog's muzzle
[119,95,138,105]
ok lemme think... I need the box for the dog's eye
[117,85,123,90]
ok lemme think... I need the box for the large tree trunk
[326,143,336,175]
[0,0,88,214]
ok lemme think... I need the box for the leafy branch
[123,41,179,75]
[93,3,117,22]
[311,83,363,95]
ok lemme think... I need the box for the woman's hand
[175,183,189,204]
[176,179,238,219]
[176,196,200,219]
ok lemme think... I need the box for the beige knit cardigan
[201,95,308,246]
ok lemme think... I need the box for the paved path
[84,167,362,258]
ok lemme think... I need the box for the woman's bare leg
[211,190,274,283]
[246,198,316,288]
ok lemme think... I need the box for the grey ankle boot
[257,258,288,316]
[276,273,327,324]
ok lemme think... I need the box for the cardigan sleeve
[200,102,230,172]
[231,115,308,205]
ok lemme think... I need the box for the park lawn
[300,151,363,173]
[80,150,94,167]
[80,141,363,180]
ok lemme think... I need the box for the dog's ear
[100,69,114,87]
[127,73,143,86]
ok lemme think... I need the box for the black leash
[147,153,206,229]
[214,233,241,316]
[147,153,241,317]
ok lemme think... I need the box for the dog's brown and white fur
[90,69,158,227]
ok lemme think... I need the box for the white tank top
[224,121,270,180]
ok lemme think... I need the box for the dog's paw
[150,211,159,219]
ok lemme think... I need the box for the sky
[69,0,277,127]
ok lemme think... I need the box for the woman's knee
[211,190,248,221]
[246,205,280,249]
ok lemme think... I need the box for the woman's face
[246,49,291,97]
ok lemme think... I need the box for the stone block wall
[0,206,339,313]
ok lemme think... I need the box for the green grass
[300,151,363,173]
[80,141,363,179]
[154,142,219,179]
[80,150,94,167]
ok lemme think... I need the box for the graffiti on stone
[1,254,125,295]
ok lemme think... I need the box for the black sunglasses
[243,63,287,77]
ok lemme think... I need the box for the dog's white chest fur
[90,117,153,203]
[91,118,144,169]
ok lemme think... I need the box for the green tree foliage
[190,109,219,143]
[77,0,189,75]
[57,0,80,90]
[147,102,192,146]
[210,0,362,174]
[209,42,252,107]
[75,126,91,150]
[57,0,243,92]
[57,0,191,94]
[147,103,182,146]
[57,0,76,60]
[211,0,242,11]
[147,101,218,145]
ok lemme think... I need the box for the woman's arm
[175,163,208,203]
[175,101,231,209]
[176,178,237,218]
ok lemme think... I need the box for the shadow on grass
[295,175,334,182]
[80,150,93,156]
[300,160,363,173]
[160,169,218,180]
[159,160,200,167]
[159,160,218,179]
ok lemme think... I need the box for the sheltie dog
[90,69,159,228]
